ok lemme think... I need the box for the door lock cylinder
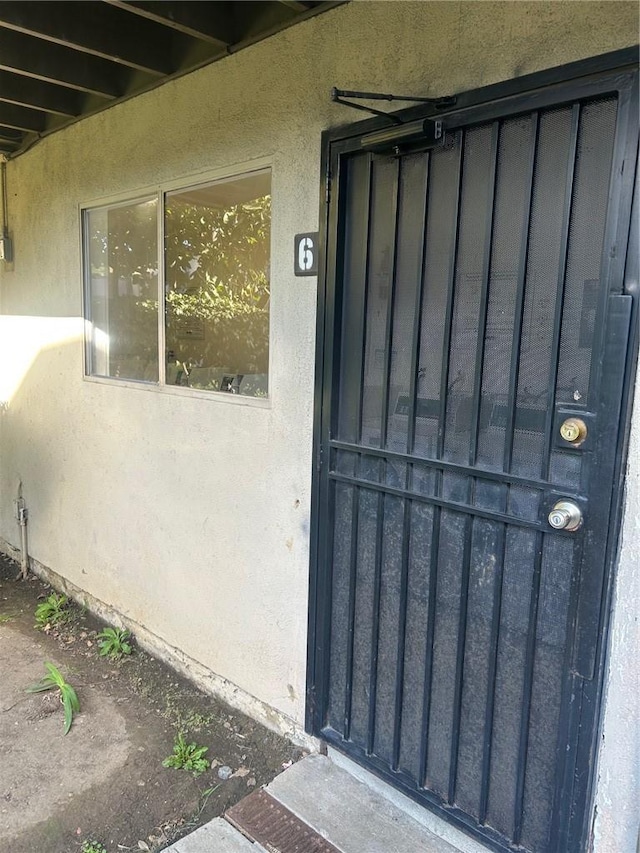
[548,500,583,532]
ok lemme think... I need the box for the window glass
[85,198,159,382]
[82,168,271,398]
[164,170,271,397]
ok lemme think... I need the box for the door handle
[548,500,583,532]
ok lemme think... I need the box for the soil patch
[0,554,304,853]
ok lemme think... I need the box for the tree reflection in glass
[164,170,271,397]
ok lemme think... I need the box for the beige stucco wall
[592,364,640,853]
[0,3,637,851]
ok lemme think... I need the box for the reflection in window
[164,171,271,397]
[83,169,271,399]
[85,198,159,382]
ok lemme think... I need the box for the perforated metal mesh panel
[317,83,634,853]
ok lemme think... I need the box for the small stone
[247,777,256,787]
[217,765,233,780]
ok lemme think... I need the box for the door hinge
[317,444,325,472]
[325,172,332,205]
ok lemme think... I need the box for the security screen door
[310,62,638,853]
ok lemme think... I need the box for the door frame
[307,46,639,853]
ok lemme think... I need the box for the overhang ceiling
[0,0,343,158]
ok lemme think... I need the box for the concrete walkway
[164,753,472,853]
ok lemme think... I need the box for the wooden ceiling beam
[104,1,237,49]
[0,71,82,117]
[0,1,175,75]
[0,102,46,133]
[0,127,22,149]
[231,1,300,42]
[0,0,344,157]
[0,28,125,97]
[277,1,314,11]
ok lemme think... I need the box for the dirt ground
[0,553,304,853]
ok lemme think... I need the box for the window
[83,169,271,398]
[85,197,159,382]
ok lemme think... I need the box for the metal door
[308,57,638,853]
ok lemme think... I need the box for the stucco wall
[0,2,637,850]
[592,363,640,853]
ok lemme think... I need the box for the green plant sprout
[27,662,80,734]
[81,842,107,853]
[162,732,210,776]
[97,626,132,659]
[34,593,69,629]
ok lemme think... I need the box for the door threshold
[327,747,493,853]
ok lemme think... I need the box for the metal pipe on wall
[14,493,28,580]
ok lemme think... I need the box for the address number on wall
[294,232,319,276]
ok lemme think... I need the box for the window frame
[80,159,273,407]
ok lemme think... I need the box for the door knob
[548,500,583,531]
[559,417,588,445]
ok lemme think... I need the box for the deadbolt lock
[548,500,583,532]
[559,417,588,446]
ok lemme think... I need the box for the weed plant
[34,594,69,629]
[163,731,210,776]
[97,626,132,659]
[27,662,80,734]
[81,842,107,853]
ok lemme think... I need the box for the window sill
[83,374,271,409]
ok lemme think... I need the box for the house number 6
[299,237,314,271]
[294,232,319,276]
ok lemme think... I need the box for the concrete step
[163,753,475,853]
[266,753,460,853]
[162,816,260,852]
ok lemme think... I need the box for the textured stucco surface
[0,3,637,851]
[592,364,640,853]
